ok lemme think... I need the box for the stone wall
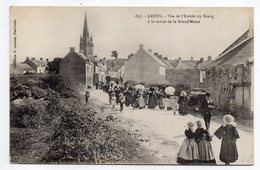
[166,68,201,88]
[205,63,253,117]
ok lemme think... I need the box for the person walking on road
[200,93,214,130]
[213,114,240,165]
[119,92,125,112]
[111,92,116,109]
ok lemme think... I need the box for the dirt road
[90,89,253,165]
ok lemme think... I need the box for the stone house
[93,58,108,84]
[24,57,48,74]
[205,29,253,117]
[59,47,94,88]
[10,63,35,75]
[166,56,211,88]
[123,44,173,84]
[106,58,127,80]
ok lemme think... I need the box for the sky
[10,7,253,62]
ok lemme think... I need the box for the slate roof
[30,59,48,67]
[176,60,200,69]
[10,63,35,74]
[154,56,174,69]
[168,59,180,68]
[75,51,94,65]
[206,29,253,68]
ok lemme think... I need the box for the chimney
[178,57,182,61]
[208,56,212,61]
[148,49,153,53]
[40,58,43,61]
[158,55,162,59]
[154,52,158,56]
[31,57,35,60]
[163,57,168,61]
[200,58,204,62]
[191,56,193,61]
[128,53,134,60]
[46,58,49,62]
[70,47,75,52]
[139,44,144,49]
[26,56,29,60]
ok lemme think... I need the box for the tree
[111,50,118,60]
[46,57,62,74]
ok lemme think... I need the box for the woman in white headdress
[213,114,240,165]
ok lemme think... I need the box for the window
[159,66,165,75]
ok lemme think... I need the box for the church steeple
[83,12,89,43]
[80,12,94,59]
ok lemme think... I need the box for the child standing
[195,121,216,165]
[177,122,199,165]
[111,92,116,109]
[85,91,90,103]
[119,92,125,112]
[214,114,240,165]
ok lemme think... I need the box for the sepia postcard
[9,6,253,165]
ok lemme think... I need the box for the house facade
[123,44,173,84]
[24,57,48,74]
[93,58,107,84]
[59,47,94,87]
[106,58,127,80]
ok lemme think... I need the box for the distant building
[166,56,212,88]
[106,58,127,80]
[59,47,94,87]
[24,57,48,73]
[123,44,173,84]
[93,58,108,84]
[10,63,35,75]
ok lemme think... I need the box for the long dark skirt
[125,94,132,107]
[148,95,158,109]
[132,96,138,108]
[179,101,188,115]
[197,139,216,165]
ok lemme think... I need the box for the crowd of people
[92,80,240,165]
[96,81,189,115]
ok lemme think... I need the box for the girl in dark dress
[158,89,165,110]
[214,114,240,165]
[131,90,138,108]
[148,90,159,109]
[195,121,216,165]
[124,88,132,107]
[177,122,199,165]
[179,94,188,115]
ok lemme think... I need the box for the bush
[10,99,47,128]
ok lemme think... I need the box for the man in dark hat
[200,93,213,130]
